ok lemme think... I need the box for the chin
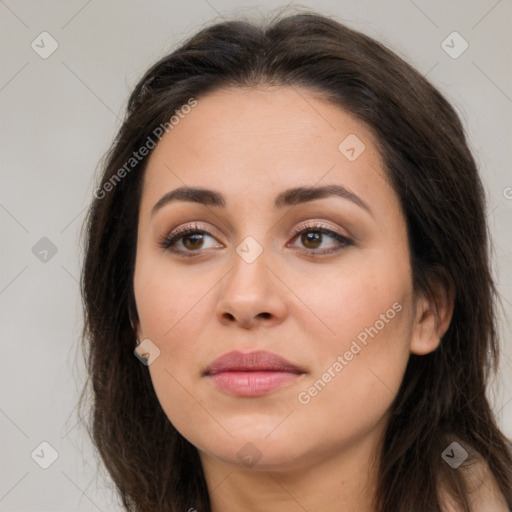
[194,429,320,473]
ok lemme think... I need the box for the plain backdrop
[1,1,511,510]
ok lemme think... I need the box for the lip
[204,350,306,397]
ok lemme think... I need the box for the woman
[79,9,512,512]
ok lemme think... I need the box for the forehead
[140,85,396,214]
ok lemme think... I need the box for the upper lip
[204,350,305,376]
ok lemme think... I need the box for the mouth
[204,350,306,397]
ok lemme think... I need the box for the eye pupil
[183,233,204,250]
[302,231,321,249]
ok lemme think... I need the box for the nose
[215,246,288,329]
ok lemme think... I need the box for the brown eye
[182,233,206,250]
[289,223,353,255]
[159,226,222,256]
[301,231,322,249]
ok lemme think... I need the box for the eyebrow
[151,184,372,217]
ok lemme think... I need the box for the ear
[135,323,144,343]
[410,275,455,356]
[128,303,143,341]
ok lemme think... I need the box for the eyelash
[158,221,353,258]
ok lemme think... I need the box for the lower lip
[207,371,303,397]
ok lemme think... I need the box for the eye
[288,222,353,255]
[158,222,222,257]
[158,221,353,257]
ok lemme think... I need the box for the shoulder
[440,455,509,512]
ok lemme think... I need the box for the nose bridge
[225,234,272,300]
[215,230,288,326]
[227,203,273,273]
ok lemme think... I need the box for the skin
[133,85,454,511]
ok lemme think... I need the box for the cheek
[294,312,411,459]
[135,274,215,443]
[133,251,214,343]
[133,257,221,426]
[291,297,412,465]
[295,243,412,354]
[292,247,413,407]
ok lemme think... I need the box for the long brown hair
[79,9,512,511]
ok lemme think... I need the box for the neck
[199,420,385,512]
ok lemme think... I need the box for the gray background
[1,0,511,510]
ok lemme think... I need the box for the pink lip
[204,350,306,397]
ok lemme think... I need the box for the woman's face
[133,86,429,472]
